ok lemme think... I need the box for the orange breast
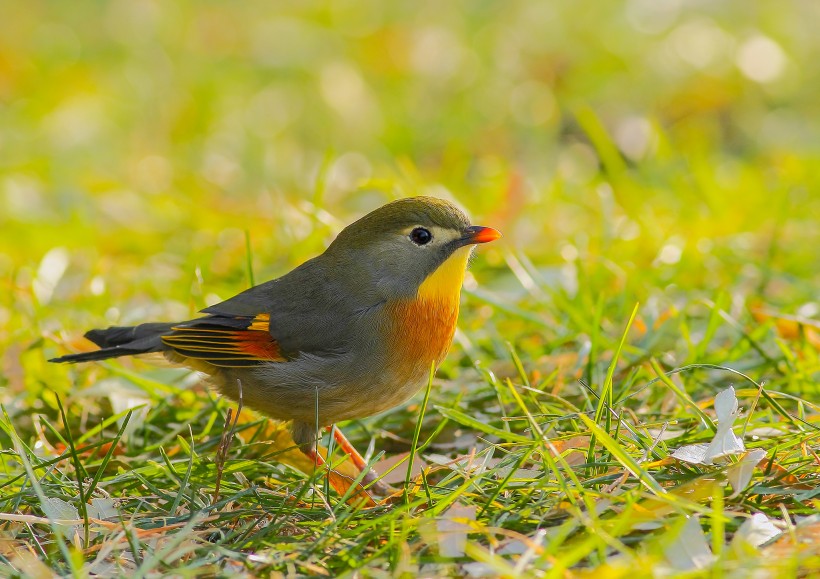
[384,294,460,384]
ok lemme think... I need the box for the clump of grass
[3,267,819,575]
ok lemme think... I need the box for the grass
[2,1,820,576]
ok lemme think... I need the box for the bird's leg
[303,446,376,506]
[304,446,327,467]
[326,426,392,496]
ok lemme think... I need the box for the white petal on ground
[436,504,476,558]
[42,496,81,542]
[463,562,496,577]
[733,513,781,548]
[713,386,739,422]
[670,443,709,464]
[671,387,746,465]
[727,449,767,498]
[664,515,715,571]
[88,498,118,520]
[704,386,744,463]
[33,247,70,305]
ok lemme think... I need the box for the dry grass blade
[213,379,244,505]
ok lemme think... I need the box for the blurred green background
[1,0,819,392]
[2,4,819,573]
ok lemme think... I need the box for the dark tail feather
[50,322,176,364]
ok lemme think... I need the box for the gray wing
[200,256,374,357]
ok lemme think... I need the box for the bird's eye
[409,227,433,245]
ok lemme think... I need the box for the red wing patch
[161,314,286,368]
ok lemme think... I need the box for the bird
[50,196,501,498]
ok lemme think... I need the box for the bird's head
[326,196,501,301]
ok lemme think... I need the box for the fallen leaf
[664,515,714,571]
[726,449,766,498]
[733,513,781,549]
[670,443,710,464]
[9,550,54,579]
[437,503,476,558]
[41,497,80,536]
[88,498,118,521]
[763,515,820,558]
[372,452,428,485]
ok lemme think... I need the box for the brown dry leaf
[763,518,820,559]
[0,532,32,564]
[372,451,428,485]
[549,435,590,466]
[9,549,54,579]
[627,477,720,529]
[53,439,126,459]
[761,459,814,490]
[549,436,590,452]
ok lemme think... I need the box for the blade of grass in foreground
[435,406,531,443]
[579,414,665,496]
[587,302,640,466]
[650,359,717,432]
[505,378,584,508]
[84,410,133,505]
[55,394,91,548]
[404,362,435,504]
[2,406,80,575]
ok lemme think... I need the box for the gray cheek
[371,246,429,299]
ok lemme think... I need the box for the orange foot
[234,415,396,506]
[300,426,401,507]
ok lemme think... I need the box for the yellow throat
[417,245,472,303]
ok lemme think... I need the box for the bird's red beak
[463,225,502,244]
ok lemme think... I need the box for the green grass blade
[587,302,639,465]
[404,362,435,503]
[578,414,665,496]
